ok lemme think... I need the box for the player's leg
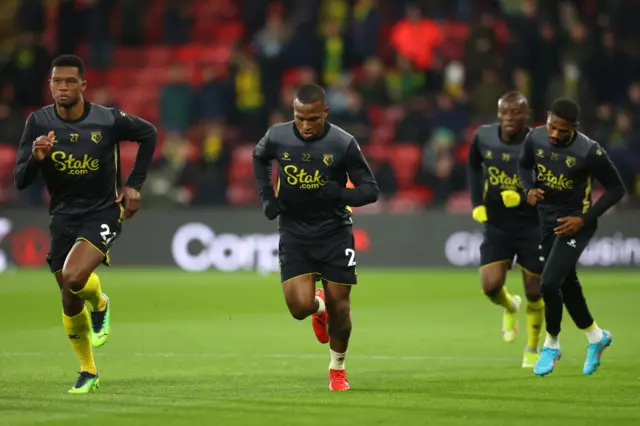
[316,229,357,391]
[279,238,327,341]
[519,271,543,367]
[534,229,595,376]
[46,219,98,393]
[322,280,352,391]
[74,210,122,349]
[558,237,612,375]
[479,227,521,342]
[59,240,104,393]
[515,236,545,368]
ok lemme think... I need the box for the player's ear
[81,79,87,92]
[324,105,330,118]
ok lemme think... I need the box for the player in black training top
[467,92,544,369]
[253,84,379,391]
[13,55,157,393]
[518,98,625,377]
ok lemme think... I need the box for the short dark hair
[294,84,326,105]
[551,98,580,124]
[500,91,528,107]
[51,55,85,78]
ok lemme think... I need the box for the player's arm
[114,110,158,190]
[518,132,543,205]
[581,144,626,225]
[252,127,280,220]
[14,114,42,190]
[337,138,379,207]
[467,134,485,208]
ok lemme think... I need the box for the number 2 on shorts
[99,224,116,245]
[345,248,356,267]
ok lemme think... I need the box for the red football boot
[329,369,350,391]
[312,288,329,344]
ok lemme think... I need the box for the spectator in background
[331,89,370,144]
[367,156,397,200]
[605,110,639,190]
[419,128,464,205]
[469,69,507,123]
[0,104,24,145]
[160,64,195,133]
[254,10,290,113]
[545,56,593,112]
[356,57,390,106]
[351,0,381,64]
[4,32,49,109]
[464,13,501,85]
[118,0,147,46]
[230,52,265,140]
[163,0,192,46]
[386,55,424,105]
[86,0,114,69]
[317,20,351,87]
[57,0,82,55]
[17,0,45,34]
[587,29,631,104]
[624,81,640,126]
[531,21,561,116]
[192,121,230,206]
[144,132,194,207]
[198,65,228,122]
[394,95,431,144]
[390,3,442,70]
[430,91,469,138]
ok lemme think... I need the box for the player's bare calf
[324,280,352,391]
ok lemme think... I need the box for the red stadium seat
[386,144,422,187]
[446,190,472,213]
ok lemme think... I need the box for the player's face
[546,113,574,145]
[497,99,528,136]
[293,99,329,140]
[50,67,86,108]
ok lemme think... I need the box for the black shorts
[47,204,124,273]
[480,224,543,276]
[279,228,357,285]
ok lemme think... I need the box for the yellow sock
[526,299,544,350]
[71,272,106,312]
[489,287,515,312]
[63,307,97,374]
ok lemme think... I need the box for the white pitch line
[1,352,635,363]
[0,352,518,362]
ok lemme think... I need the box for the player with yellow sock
[467,92,544,367]
[13,55,156,393]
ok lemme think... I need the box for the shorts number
[99,224,116,245]
[345,248,356,267]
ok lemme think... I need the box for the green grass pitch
[1,268,639,425]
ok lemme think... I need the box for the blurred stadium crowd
[1,0,640,212]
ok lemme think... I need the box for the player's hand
[319,181,343,203]
[501,190,521,208]
[527,188,545,206]
[32,131,55,161]
[554,216,584,237]
[472,205,488,223]
[115,186,141,220]
[262,194,281,220]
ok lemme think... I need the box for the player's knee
[524,276,542,301]
[286,299,315,320]
[481,280,504,298]
[326,298,350,322]
[61,267,90,292]
[480,269,505,297]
